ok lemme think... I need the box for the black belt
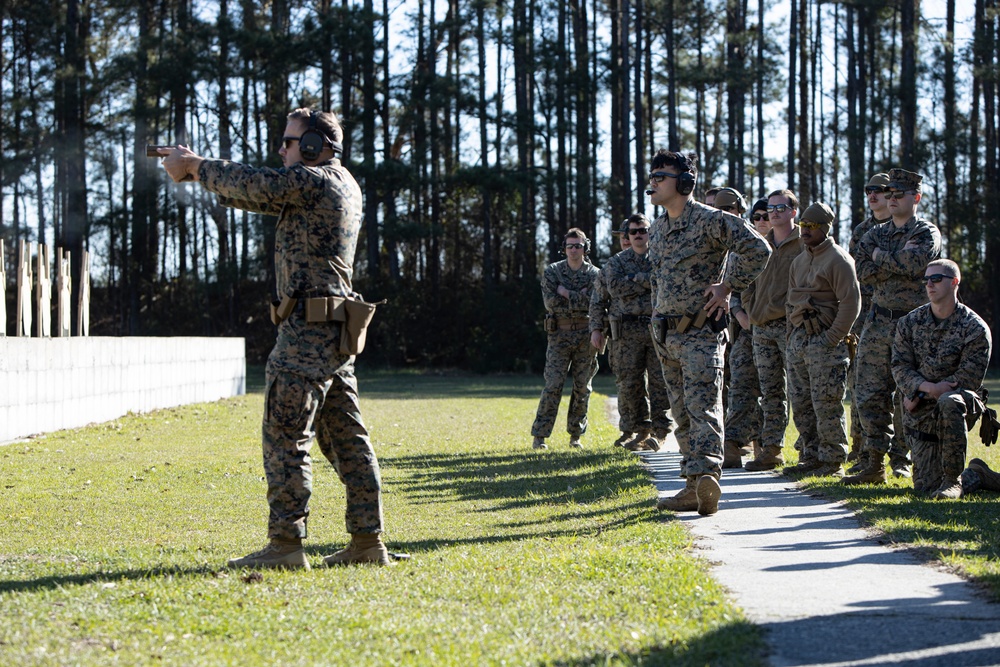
[872,304,910,320]
[906,427,939,443]
[619,314,651,324]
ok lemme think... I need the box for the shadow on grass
[545,619,766,667]
[802,479,1000,598]
[0,565,221,595]
[356,371,618,400]
[385,449,650,510]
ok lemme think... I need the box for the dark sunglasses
[281,136,302,150]
[921,273,954,284]
[628,228,649,236]
[564,243,585,250]
[718,205,737,213]
[766,204,792,213]
[886,190,917,200]
[648,171,680,183]
[864,186,886,195]
[751,213,768,222]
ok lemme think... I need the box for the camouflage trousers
[855,313,911,460]
[262,364,384,541]
[611,321,673,433]
[531,328,599,438]
[652,328,726,478]
[785,327,850,463]
[752,318,790,450]
[726,326,762,447]
[903,389,984,490]
[849,344,905,457]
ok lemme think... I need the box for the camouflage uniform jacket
[543,259,601,319]
[856,216,941,312]
[849,215,885,308]
[199,158,363,380]
[786,238,861,346]
[891,303,992,402]
[605,248,654,318]
[589,261,612,332]
[648,200,770,316]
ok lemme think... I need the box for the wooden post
[16,241,32,337]
[0,239,6,337]
[57,248,72,337]
[35,244,52,338]
[78,249,91,336]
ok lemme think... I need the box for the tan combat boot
[745,446,783,471]
[613,432,635,448]
[930,476,963,500]
[323,533,391,566]
[532,436,547,449]
[841,459,886,485]
[968,458,1000,491]
[569,435,584,449]
[722,440,744,469]
[846,436,863,463]
[624,429,653,451]
[227,538,310,570]
[696,474,722,516]
[657,478,698,512]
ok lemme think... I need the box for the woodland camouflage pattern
[724,249,761,448]
[847,214,883,445]
[200,157,383,541]
[892,303,993,489]
[532,258,601,438]
[605,248,672,434]
[854,216,941,457]
[648,201,770,477]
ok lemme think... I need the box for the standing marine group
[531,151,997,516]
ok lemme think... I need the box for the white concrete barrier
[0,337,246,443]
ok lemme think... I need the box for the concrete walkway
[608,399,1000,666]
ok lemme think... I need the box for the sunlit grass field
[0,372,764,666]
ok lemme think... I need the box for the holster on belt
[544,313,558,334]
[609,316,621,341]
[340,297,386,355]
[270,294,298,325]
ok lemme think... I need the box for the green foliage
[0,375,764,666]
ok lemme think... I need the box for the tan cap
[800,202,835,232]
[714,188,747,214]
[866,173,890,189]
[887,168,923,192]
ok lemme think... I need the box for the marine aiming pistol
[146,145,193,181]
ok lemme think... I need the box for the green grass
[781,372,1000,600]
[0,372,764,666]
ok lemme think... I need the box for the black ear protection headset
[299,111,344,162]
[675,153,696,196]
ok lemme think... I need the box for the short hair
[927,258,961,283]
[625,213,649,229]
[651,149,698,176]
[767,188,799,209]
[288,108,344,145]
